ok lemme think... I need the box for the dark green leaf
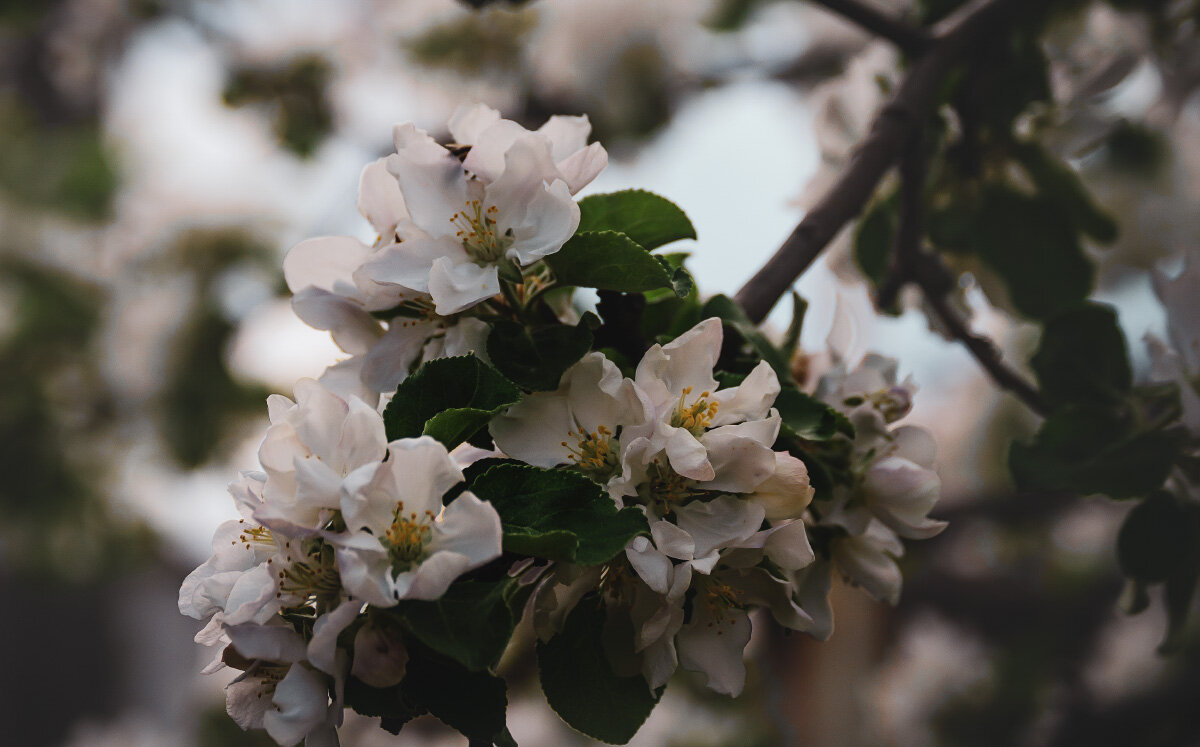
[383,356,521,449]
[1009,405,1179,498]
[397,579,516,671]
[577,190,696,251]
[1032,303,1131,408]
[538,597,662,743]
[971,185,1094,320]
[402,641,514,746]
[854,193,896,287]
[486,318,593,391]
[702,295,793,384]
[546,231,675,294]
[1117,492,1195,583]
[469,464,649,565]
[1010,141,1117,243]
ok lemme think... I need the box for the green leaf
[486,319,593,391]
[383,356,521,450]
[1009,405,1179,498]
[702,295,793,384]
[402,641,514,746]
[657,256,695,299]
[469,464,648,565]
[1031,303,1131,408]
[1010,141,1117,243]
[971,185,1093,320]
[854,193,897,287]
[1117,492,1196,583]
[546,231,675,294]
[396,579,516,671]
[538,597,662,743]
[577,190,696,251]
[775,386,854,441]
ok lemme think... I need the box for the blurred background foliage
[2,0,1200,745]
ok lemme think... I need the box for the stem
[734,0,1033,323]
[806,0,930,54]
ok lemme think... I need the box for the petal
[677,606,752,696]
[332,537,395,607]
[447,102,502,146]
[711,360,780,426]
[504,178,580,265]
[358,158,409,239]
[351,622,409,688]
[626,535,673,595]
[335,396,387,472]
[553,141,608,194]
[537,114,591,161]
[226,623,308,663]
[387,125,467,237]
[284,236,372,295]
[427,255,501,315]
[291,287,381,356]
[862,456,946,540]
[649,519,696,561]
[832,522,904,605]
[489,391,575,468]
[360,320,436,393]
[264,665,330,747]
[664,427,715,482]
[762,519,816,571]
[398,550,474,601]
[427,491,503,568]
[226,676,272,731]
[747,452,814,521]
[358,234,464,294]
[700,417,780,493]
[674,496,765,559]
[307,599,363,676]
[462,118,533,183]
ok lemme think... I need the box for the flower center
[670,386,718,436]
[384,501,435,573]
[562,425,620,480]
[274,540,341,603]
[695,575,742,627]
[236,520,277,550]
[451,199,513,265]
[845,386,911,423]
[637,459,698,514]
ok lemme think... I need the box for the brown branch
[875,127,925,309]
[919,264,1049,416]
[734,0,1033,324]
[807,0,930,55]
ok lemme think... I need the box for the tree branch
[919,267,1049,417]
[734,0,1032,324]
[807,0,930,55]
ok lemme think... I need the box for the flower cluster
[181,105,944,746]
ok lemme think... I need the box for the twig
[875,127,925,309]
[734,0,1032,323]
[920,272,1049,416]
[807,0,930,55]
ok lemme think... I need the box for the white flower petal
[226,623,308,663]
[358,158,408,239]
[427,255,501,314]
[447,102,502,146]
[307,599,363,676]
[264,665,330,747]
[677,606,752,696]
[284,236,373,295]
[387,125,467,237]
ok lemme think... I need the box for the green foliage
[1117,492,1198,584]
[538,597,662,744]
[969,185,1093,320]
[347,639,514,746]
[1030,303,1131,409]
[546,231,678,294]
[1009,405,1180,498]
[487,318,594,391]
[775,386,855,442]
[702,295,794,384]
[383,356,522,449]
[576,190,697,251]
[0,100,118,220]
[395,579,517,671]
[469,463,649,565]
[1009,142,1117,244]
[406,6,533,76]
[854,191,898,288]
[223,56,333,157]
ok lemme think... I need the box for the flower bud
[748,452,815,521]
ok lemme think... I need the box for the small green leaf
[1117,492,1195,583]
[396,579,516,671]
[577,190,696,251]
[780,291,808,365]
[1010,141,1117,243]
[383,356,521,449]
[1031,303,1131,408]
[538,597,662,744]
[1009,405,1179,498]
[546,231,675,294]
[469,464,648,565]
[702,295,793,384]
[775,386,854,441]
[486,318,593,391]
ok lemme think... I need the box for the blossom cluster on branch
[179,105,945,746]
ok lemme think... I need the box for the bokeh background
[3,0,1200,744]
